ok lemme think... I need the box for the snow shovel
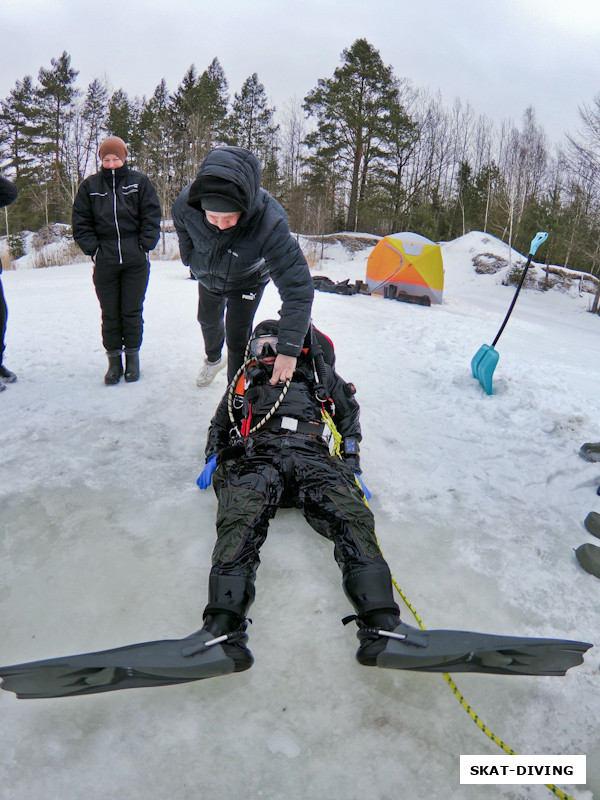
[471,231,548,394]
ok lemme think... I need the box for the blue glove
[355,473,371,500]
[197,454,218,489]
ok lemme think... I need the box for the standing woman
[72,137,161,384]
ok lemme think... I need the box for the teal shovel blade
[471,344,499,395]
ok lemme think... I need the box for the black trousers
[93,260,150,352]
[204,435,399,622]
[197,283,265,383]
[0,277,7,364]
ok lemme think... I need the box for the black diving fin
[0,628,252,699]
[371,623,592,676]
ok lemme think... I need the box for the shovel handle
[529,231,548,256]
[491,232,548,347]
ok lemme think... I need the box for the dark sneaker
[0,364,17,383]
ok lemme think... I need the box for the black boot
[124,351,140,382]
[0,364,17,383]
[354,610,403,666]
[104,354,123,385]
[201,612,254,672]
[342,564,401,665]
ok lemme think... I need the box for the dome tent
[366,232,444,305]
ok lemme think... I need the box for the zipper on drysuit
[111,170,123,264]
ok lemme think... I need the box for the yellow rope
[313,421,580,800]
[385,557,579,800]
[268,365,577,799]
[272,368,576,800]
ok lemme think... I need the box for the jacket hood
[187,146,262,219]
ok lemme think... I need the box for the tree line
[2,38,600,274]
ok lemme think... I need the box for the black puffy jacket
[172,147,313,358]
[72,165,161,267]
[205,356,362,471]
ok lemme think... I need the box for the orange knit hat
[98,136,128,162]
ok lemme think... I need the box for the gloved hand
[343,455,360,474]
[355,473,371,500]
[197,454,218,489]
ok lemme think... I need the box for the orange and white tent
[366,232,444,305]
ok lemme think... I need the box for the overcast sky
[1,0,599,147]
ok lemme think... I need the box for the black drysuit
[202,357,399,625]
[72,165,161,353]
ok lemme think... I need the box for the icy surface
[0,232,598,800]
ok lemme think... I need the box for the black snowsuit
[202,356,399,626]
[72,165,161,353]
[172,147,313,382]
[0,176,18,366]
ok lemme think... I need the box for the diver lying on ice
[0,320,592,698]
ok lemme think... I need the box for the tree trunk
[346,145,362,231]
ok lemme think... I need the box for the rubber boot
[201,574,256,673]
[104,353,123,385]
[201,611,254,672]
[354,610,403,666]
[342,563,401,666]
[204,573,256,619]
[124,351,140,383]
[342,561,400,618]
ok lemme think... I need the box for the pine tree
[303,38,408,231]
[137,80,172,176]
[363,91,418,233]
[36,52,79,220]
[170,65,202,186]
[0,76,41,182]
[106,89,136,148]
[137,80,173,248]
[197,57,229,150]
[0,75,45,229]
[81,78,109,174]
[170,59,230,189]
[227,73,279,190]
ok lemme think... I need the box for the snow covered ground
[0,231,598,800]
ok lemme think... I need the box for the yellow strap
[321,407,342,457]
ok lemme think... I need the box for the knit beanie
[188,175,245,213]
[98,136,128,162]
